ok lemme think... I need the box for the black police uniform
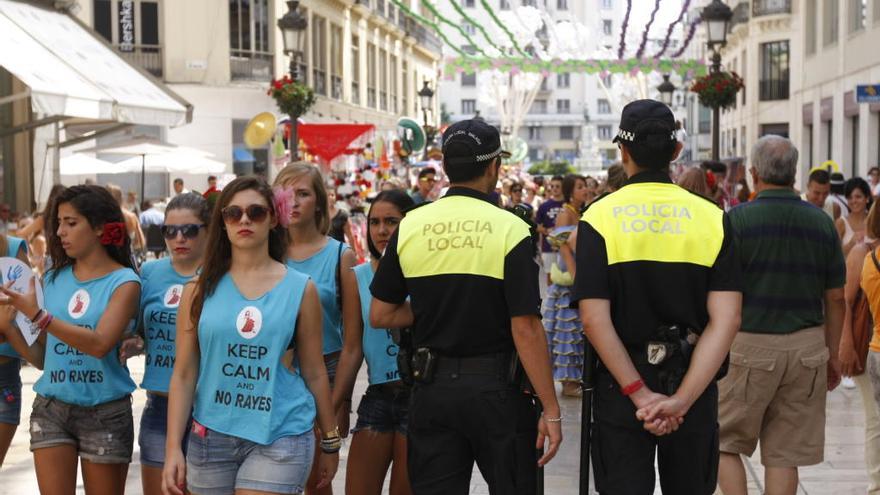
[570,100,742,495]
[371,120,542,495]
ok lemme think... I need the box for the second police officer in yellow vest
[370,119,563,495]
[572,100,743,494]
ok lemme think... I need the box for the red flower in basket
[100,222,126,247]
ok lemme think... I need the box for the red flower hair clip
[100,222,126,247]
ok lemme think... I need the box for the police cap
[442,119,511,166]
[612,99,676,144]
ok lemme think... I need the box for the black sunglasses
[221,204,270,224]
[161,223,204,240]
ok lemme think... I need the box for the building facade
[720,0,880,184]
[438,0,628,170]
[73,0,441,183]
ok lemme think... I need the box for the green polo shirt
[728,188,845,334]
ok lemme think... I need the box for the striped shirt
[729,188,845,334]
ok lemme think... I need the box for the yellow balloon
[244,112,277,149]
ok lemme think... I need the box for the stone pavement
[0,357,872,494]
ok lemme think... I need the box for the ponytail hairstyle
[47,185,134,282]
[190,176,286,325]
[367,189,415,259]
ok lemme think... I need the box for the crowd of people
[1,98,880,495]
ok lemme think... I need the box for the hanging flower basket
[689,71,744,110]
[267,75,316,118]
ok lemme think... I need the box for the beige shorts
[718,325,829,467]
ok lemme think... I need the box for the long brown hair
[46,185,134,281]
[190,176,287,325]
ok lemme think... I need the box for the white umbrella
[78,135,217,200]
[60,154,125,176]
[116,151,226,175]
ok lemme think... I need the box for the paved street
[0,357,873,494]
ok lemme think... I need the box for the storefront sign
[856,85,880,103]
[119,0,134,52]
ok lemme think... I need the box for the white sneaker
[842,376,857,389]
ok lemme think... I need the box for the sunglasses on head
[161,224,204,240]
[221,204,270,224]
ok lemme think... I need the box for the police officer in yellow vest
[370,119,562,495]
[571,100,743,494]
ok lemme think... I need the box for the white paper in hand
[0,257,45,346]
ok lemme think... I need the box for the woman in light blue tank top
[274,163,358,495]
[333,190,415,495]
[0,234,31,467]
[131,193,209,495]
[0,185,140,494]
[163,177,339,495]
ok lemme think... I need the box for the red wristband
[621,379,644,396]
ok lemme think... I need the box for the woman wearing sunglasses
[132,193,209,494]
[333,189,414,495]
[0,185,140,494]
[273,163,358,495]
[163,176,338,495]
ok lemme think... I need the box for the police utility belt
[644,324,699,397]
[391,328,533,393]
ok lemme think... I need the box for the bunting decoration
[444,57,707,79]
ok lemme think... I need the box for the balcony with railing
[115,44,163,77]
[402,16,443,54]
[313,68,327,95]
[230,50,273,81]
[753,0,791,16]
[352,81,361,104]
[730,1,749,29]
[331,76,342,100]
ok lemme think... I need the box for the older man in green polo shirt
[717,135,845,495]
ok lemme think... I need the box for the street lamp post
[418,80,437,160]
[657,74,676,107]
[277,0,308,161]
[702,0,732,161]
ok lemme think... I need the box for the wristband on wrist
[30,309,44,323]
[543,414,563,423]
[621,378,644,396]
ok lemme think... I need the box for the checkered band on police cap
[442,119,511,166]
[612,99,677,144]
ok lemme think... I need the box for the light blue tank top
[193,268,316,444]
[353,263,400,385]
[139,258,192,393]
[286,238,347,355]
[34,266,140,406]
[0,236,29,359]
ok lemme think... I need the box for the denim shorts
[353,382,410,435]
[30,394,134,464]
[139,393,191,468]
[0,359,22,426]
[186,422,315,495]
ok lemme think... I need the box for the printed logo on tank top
[236,306,263,339]
[67,289,90,319]
[164,284,184,308]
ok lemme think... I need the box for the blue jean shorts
[353,382,410,435]
[186,422,315,495]
[138,393,190,468]
[0,359,22,425]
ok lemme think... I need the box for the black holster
[646,324,696,396]
[507,350,536,395]
[391,327,415,386]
